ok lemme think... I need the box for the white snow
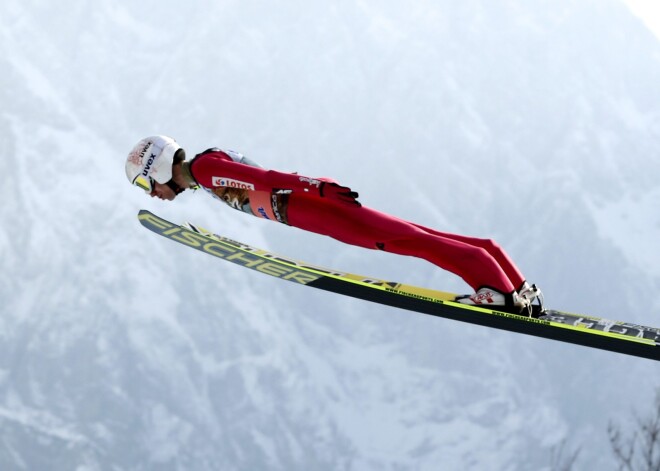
[1,0,659,470]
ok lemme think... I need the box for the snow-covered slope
[1,0,659,469]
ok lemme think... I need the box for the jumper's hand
[319,182,361,207]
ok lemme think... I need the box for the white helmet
[125,135,182,193]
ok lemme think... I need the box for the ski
[138,210,660,362]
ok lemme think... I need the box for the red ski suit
[188,149,525,294]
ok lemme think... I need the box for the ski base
[138,210,660,362]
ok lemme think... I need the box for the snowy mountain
[1,0,660,469]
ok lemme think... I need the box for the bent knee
[479,238,504,254]
[464,246,494,264]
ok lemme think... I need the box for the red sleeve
[190,151,326,195]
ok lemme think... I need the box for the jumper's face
[150,181,177,201]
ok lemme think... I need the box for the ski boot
[454,286,531,314]
[517,281,544,316]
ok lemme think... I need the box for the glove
[319,182,361,207]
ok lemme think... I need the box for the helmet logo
[128,142,151,165]
[142,153,157,177]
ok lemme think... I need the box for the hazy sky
[625,0,660,38]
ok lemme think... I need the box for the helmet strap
[166,179,185,195]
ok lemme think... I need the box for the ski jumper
[187,149,525,294]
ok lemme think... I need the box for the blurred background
[1,0,659,469]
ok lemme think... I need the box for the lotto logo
[212,177,255,190]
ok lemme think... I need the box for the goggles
[132,174,156,193]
